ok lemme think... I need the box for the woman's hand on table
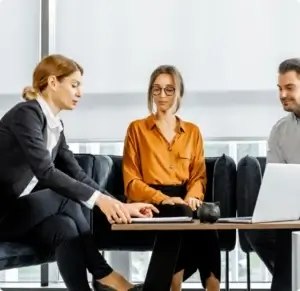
[124,203,159,219]
[184,197,201,211]
[161,197,188,205]
[96,195,131,224]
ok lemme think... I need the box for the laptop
[219,163,300,223]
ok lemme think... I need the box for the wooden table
[112,219,300,291]
[112,219,300,231]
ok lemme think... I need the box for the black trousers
[0,189,113,291]
[151,184,221,288]
[246,229,296,291]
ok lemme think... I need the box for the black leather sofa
[236,155,267,291]
[92,154,237,290]
[0,153,237,289]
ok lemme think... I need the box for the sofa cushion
[0,242,52,271]
[105,155,127,202]
[213,154,237,251]
[90,154,114,190]
[213,154,236,216]
[256,156,267,175]
[236,155,263,253]
[203,157,218,203]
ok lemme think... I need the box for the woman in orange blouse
[122,65,220,291]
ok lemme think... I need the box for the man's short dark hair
[278,58,300,75]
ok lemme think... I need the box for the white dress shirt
[20,97,99,209]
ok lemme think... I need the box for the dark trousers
[246,229,295,291]
[151,184,221,288]
[0,189,113,291]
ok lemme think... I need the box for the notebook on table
[131,216,193,223]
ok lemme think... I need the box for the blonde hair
[22,54,83,101]
[22,86,39,101]
[147,65,184,113]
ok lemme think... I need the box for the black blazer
[0,100,106,211]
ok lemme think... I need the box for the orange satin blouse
[122,114,207,204]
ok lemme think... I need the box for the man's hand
[184,197,201,211]
[124,203,159,218]
[95,195,131,224]
[161,197,188,206]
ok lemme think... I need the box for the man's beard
[281,99,298,113]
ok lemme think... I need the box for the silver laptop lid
[252,163,300,223]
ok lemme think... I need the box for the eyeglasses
[151,86,176,96]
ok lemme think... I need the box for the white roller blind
[0,0,40,94]
[54,0,300,93]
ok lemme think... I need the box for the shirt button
[168,148,172,152]
[169,165,173,169]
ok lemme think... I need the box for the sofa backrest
[103,155,224,203]
[211,154,237,251]
[74,154,113,224]
[103,155,236,204]
[236,155,266,253]
[97,154,237,251]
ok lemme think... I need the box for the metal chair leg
[41,263,49,287]
[246,252,251,291]
[225,250,230,291]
